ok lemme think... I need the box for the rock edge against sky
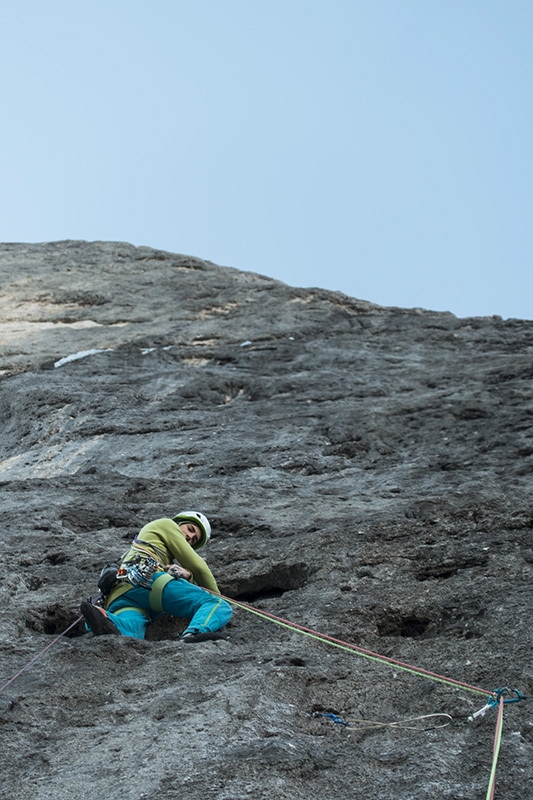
[1,241,532,800]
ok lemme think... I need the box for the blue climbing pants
[106,578,232,640]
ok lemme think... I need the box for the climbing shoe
[80,601,121,636]
[180,631,228,643]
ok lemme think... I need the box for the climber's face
[179,522,202,547]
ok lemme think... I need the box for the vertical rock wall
[0,241,532,799]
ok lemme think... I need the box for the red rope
[487,695,505,800]
[2,596,492,699]
[221,594,492,696]
[0,598,509,800]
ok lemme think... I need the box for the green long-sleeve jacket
[105,518,219,607]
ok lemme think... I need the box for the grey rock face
[0,240,532,800]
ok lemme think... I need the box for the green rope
[225,596,489,696]
[486,697,504,800]
[219,596,510,800]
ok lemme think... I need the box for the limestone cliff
[1,241,532,800]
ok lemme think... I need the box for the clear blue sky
[1,1,532,319]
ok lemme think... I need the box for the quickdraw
[117,556,160,588]
[468,687,525,722]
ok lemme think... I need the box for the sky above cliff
[1,1,531,320]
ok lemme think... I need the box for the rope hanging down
[486,694,505,800]
[220,596,527,800]
[0,616,83,695]
[0,595,528,800]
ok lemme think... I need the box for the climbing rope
[1,592,528,800]
[0,615,83,694]
[320,711,454,732]
[219,594,492,696]
[486,693,505,800]
[217,594,528,800]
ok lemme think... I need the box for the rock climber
[80,511,232,642]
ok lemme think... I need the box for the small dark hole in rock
[26,606,86,638]
[417,567,457,581]
[45,552,68,565]
[235,586,285,602]
[400,617,429,638]
[44,621,57,634]
[377,615,430,639]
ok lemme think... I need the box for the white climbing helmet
[172,510,211,549]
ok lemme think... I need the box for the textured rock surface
[0,240,532,800]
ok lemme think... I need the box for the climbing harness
[147,572,174,612]
[130,536,168,564]
[113,549,175,612]
[1,585,529,800]
[118,556,160,589]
